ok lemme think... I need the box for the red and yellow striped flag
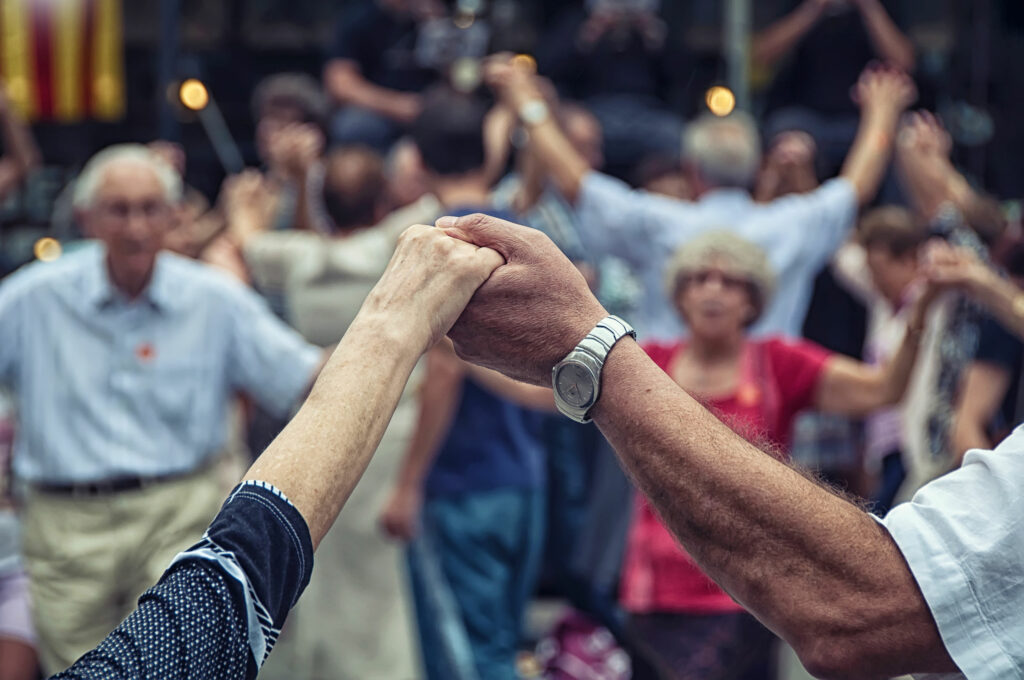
[0,0,124,122]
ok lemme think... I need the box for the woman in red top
[621,231,931,680]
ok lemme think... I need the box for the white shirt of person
[574,171,858,341]
[883,424,1024,678]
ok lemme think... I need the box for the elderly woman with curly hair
[621,231,935,680]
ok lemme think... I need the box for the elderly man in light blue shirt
[486,61,917,341]
[0,144,324,674]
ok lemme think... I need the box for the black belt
[34,469,198,497]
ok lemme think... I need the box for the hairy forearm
[244,312,421,548]
[859,1,915,71]
[752,2,821,66]
[591,339,955,677]
[840,107,899,205]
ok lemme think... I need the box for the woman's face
[675,257,756,340]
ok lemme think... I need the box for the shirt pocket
[144,361,216,444]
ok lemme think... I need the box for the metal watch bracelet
[552,315,636,423]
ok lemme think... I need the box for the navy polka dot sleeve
[51,480,314,680]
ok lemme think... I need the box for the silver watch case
[552,349,603,424]
[551,316,636,424]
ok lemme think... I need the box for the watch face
[556,363,596,408]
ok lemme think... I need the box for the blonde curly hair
[664,231,777,327]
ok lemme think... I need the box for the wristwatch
[552,316,636,423]
[518,99,550,127]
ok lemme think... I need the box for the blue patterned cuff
[167,480,314,669]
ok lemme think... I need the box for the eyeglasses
[96,200,170,222]
[682,269,750,290]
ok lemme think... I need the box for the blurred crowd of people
[2,1,1024,679]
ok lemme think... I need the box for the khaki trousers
[21,468,223,674]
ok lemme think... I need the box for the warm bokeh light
[179,78,209,111]
[34,237,62,262]
[511,54,537,73]
[705,86,736,117]
[451,57,482,93]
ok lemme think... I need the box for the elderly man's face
[83,163,172,290]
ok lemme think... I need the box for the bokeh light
[705,86,736,117]
[179,79,210,112]
[511,54,537,73]
[34,237,62,263]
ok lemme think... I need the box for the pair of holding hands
[374,213,607,388]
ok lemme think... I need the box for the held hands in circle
[440,213,609,386]
[364,223,505,354]
[373,214,611,385]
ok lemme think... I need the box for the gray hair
[682,111,761,189]
[72,144,183,211]
[664,230,777,325]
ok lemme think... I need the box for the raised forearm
[868,306,927,408]
[968,273,1024,340]
[523,117,590,204]
[840,106,900,205]
[752,2,822,66]
[244,312,421,548]
[859,0,915,71]
[896,151,957,221]
[590,339,955,677]
[494,69,589,203]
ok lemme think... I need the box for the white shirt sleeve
[883,426,1024,679]
[773,177,858,266]
[223,280,322,418]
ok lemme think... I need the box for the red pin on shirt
[136,342,156,362]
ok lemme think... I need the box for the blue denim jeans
[408,487,545,680]
[542,417,627,638]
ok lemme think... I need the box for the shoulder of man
[0,241,100,306]
[158,251,265,310]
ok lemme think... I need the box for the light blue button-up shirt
[0,242,321,484]
[575,171,858,341]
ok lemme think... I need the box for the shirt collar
[85,243,174,312]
